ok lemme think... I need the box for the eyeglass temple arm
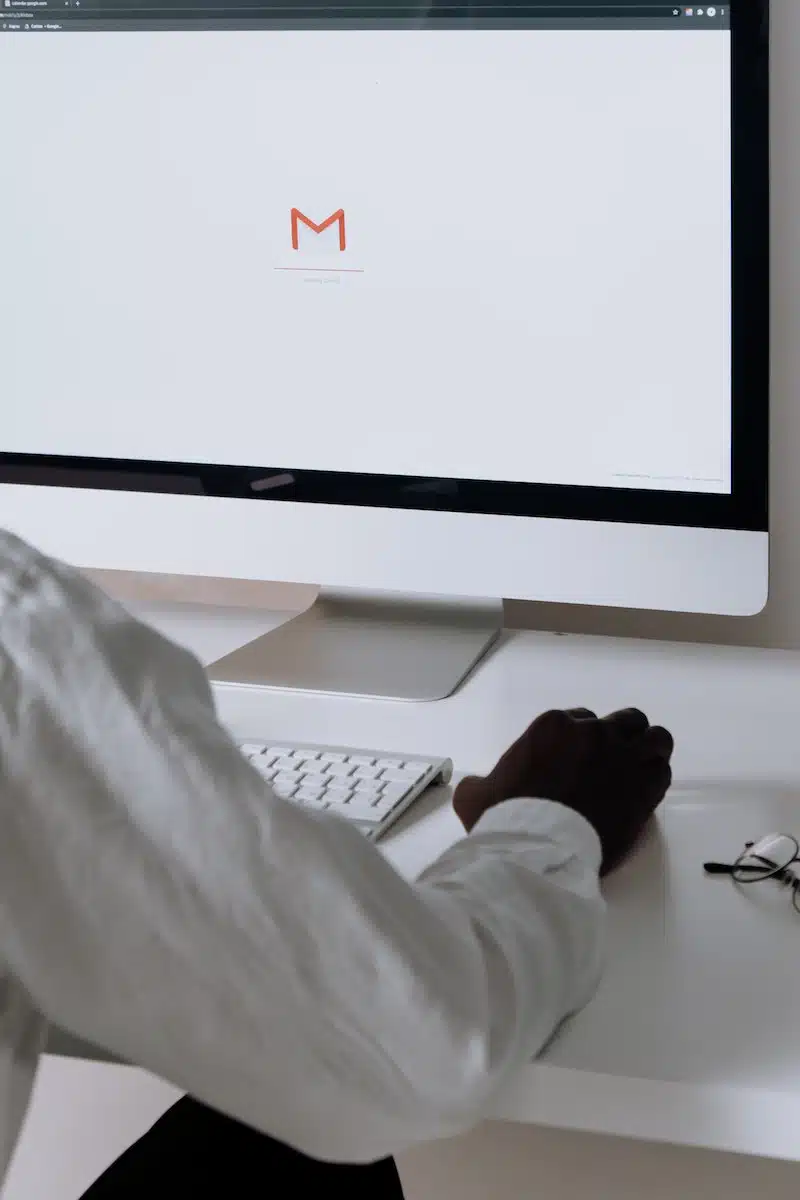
[704,859,793,881]
[703,861,772,876]
[704,862,737,875]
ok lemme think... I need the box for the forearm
[0,789,603,1163]
[418,798,605,1084]
[0,531,606,1163]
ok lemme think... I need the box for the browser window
[0,2,732,493]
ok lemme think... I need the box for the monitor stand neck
[208,588,503,702]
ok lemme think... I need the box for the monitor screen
[0,4,742,500]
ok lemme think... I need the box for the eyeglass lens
[732,833,800,900]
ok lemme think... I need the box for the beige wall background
[84,4,799,1197]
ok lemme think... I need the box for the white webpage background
[0,30,731,492]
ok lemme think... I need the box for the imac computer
[0,0,768,702]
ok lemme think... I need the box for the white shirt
[0,530,605,1181]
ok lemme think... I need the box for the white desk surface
[47,603,800,1163]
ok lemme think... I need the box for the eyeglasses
[704,833,800,913]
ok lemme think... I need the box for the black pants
[79,1096,405,1198]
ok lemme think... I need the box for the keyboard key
[240,743,266,757]
[353,766,382,781]
[382,784,411,805]
[348,755,376,767]
[325,786,354,804]
[251,761,277,780]
[354,782,382,798]
[296,788,327,806]
[292,750,319,763]
[268,748,295,759]
[319,752,347,764]
[273,757,298,773]
[327,762,355,779]
[275,770,304,787]
[376,758,402,770]
[342,797,385,822]
[380,769,419,786]
[274,784,297,799]
[402,762,434,776]
[302,772,329,788]
[296,782,325,798]
[371,790,405,816]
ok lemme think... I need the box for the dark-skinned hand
[452,707,674,875]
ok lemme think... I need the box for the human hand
[452,708,674,874]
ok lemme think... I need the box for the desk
[25,602,800,1181]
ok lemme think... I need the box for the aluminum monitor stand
[209,589,503,702]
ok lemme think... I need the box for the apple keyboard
[238,739,453,840]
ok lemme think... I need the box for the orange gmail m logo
[291,207,346,252]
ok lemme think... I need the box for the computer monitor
[0,0,768,700]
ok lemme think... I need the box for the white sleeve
[0,532,605,1168]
